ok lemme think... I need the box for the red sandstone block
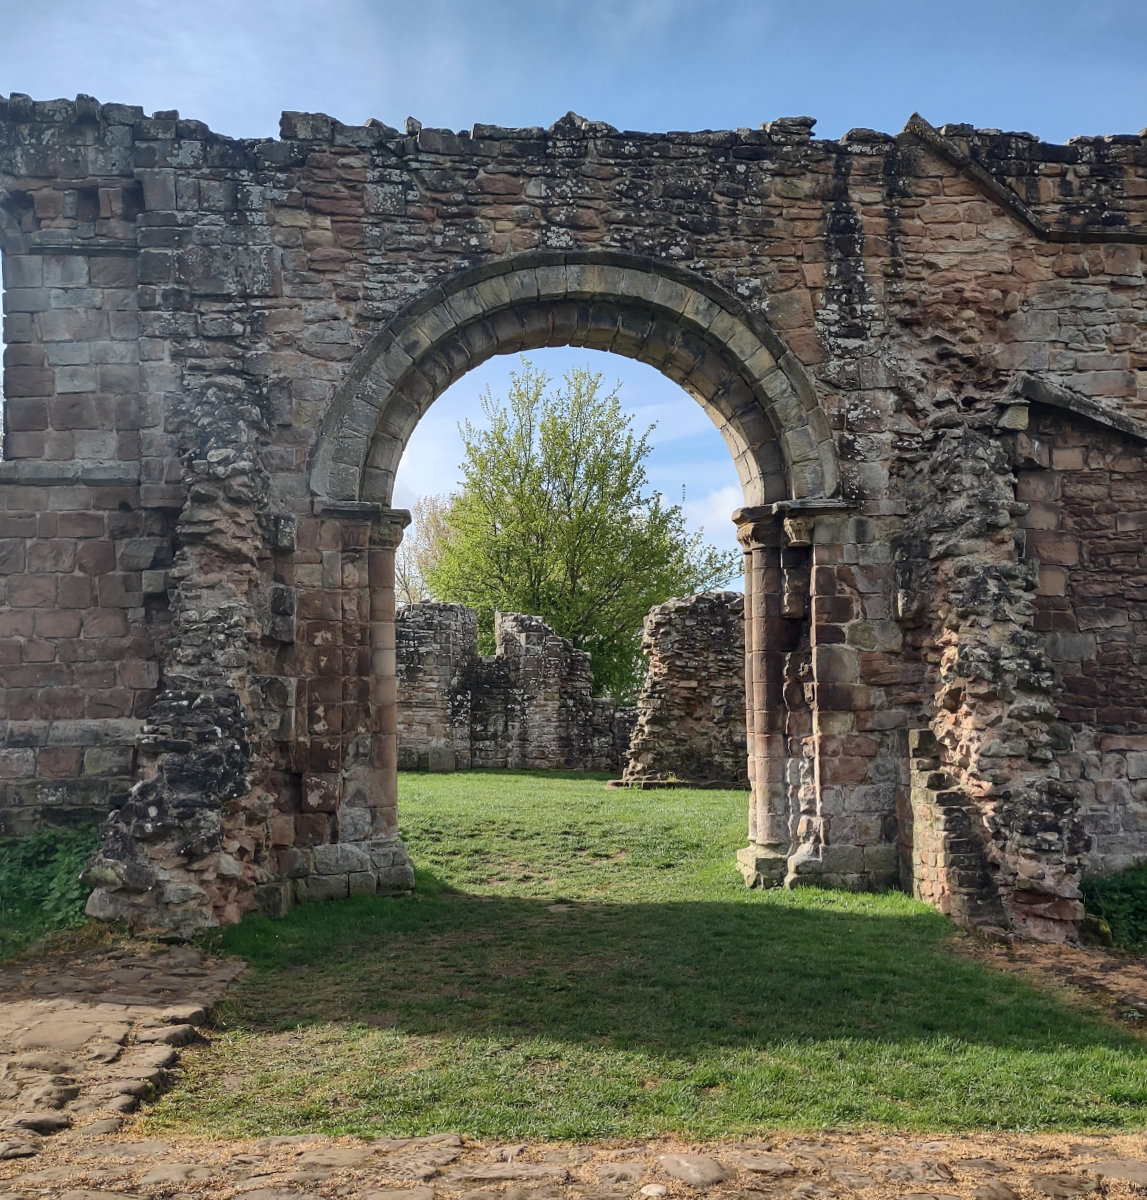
[58,576,94,608]
[73,662,116,689]
[5,367,54,397]
[0,643,21,666]
[5,431,45,457]
[81,609,129,638]
[295,812,333,848]
[87,689,134,718]
[38,687,84,719]
[7,574,56,608]
[117,659,159,689]
[28,540,77,573]
[57,512,107,537]
[96,573,142,607]
[0,539,26,574]
[1027,531,1080,567]
[21,640,56,663]
[0,611,35,638]
[307,675,342,704]
[297,591,340,621]
[308,737,342,772]
[0,748,35,779]
[0,515,37,538]
[37,747,84,777]
[302,773,340,813]
[77,540,116,576]
[4,398,48,431]
[269,814,295,846]
[308,703,343,735]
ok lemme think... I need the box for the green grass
[0,824,98,961]
[147,771,1147,1139]
[1083,862,1147,952]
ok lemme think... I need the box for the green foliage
[1082,862,1147,951]
[423,359,741,700]
[0,824,97,959]
[144,773,1147,1140]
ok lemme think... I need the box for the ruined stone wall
[2,93,1147,938]
[623,591,748,787]
[395,602,475,772]
[396,604,623,772]
[1018,405,1147,875]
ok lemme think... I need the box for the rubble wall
[396,604,624,772]
[623,591,748,787]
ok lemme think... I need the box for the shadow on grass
[219,872,1137,1056]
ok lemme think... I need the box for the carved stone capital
[732,505,784,552]
[370,507,412,550]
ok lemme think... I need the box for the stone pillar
[734,507,791,887]
[335,505,415,894]
[366,508,415,889]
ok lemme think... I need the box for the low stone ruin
[396,604,629,773]
[623,592,748,788]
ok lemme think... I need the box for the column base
[267,838,416,914]
[738,843,788,888]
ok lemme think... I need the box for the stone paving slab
[0,943,244,1156]
[4,1129,1147,1200]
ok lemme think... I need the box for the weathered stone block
[312,842,370,875]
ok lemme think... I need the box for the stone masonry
[623,591,748,787]
[2,95,1147,940]
[396,603,627,773]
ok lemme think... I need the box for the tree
[423,359,742,700]
[395,493,450,606]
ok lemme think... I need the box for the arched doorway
[309,250,890,894]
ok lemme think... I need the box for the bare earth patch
[950,931,1147,1029]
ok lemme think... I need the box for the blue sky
[3,0,1145,560]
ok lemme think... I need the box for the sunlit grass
[145,771,1147,1138]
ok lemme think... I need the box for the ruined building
[396,603,627,773]
[1,95,1146,940]
[623,591,748,788]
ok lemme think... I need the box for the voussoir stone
[656,1154,730,1188]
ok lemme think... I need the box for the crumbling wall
[1016,405,1147,875]
[899,425,1084,941]
[395,602,476,772]
[623,592,748,787]
[3,92,1147,938]
[396,605,624,772]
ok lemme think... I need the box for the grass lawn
[146,770,1147,1139]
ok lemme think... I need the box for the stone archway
[309,250,888,894]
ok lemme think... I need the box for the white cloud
[682,484,743,557]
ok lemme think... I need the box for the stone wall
[3,93,1147,939]
[396,604,626,772]
[623,591,748,787]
